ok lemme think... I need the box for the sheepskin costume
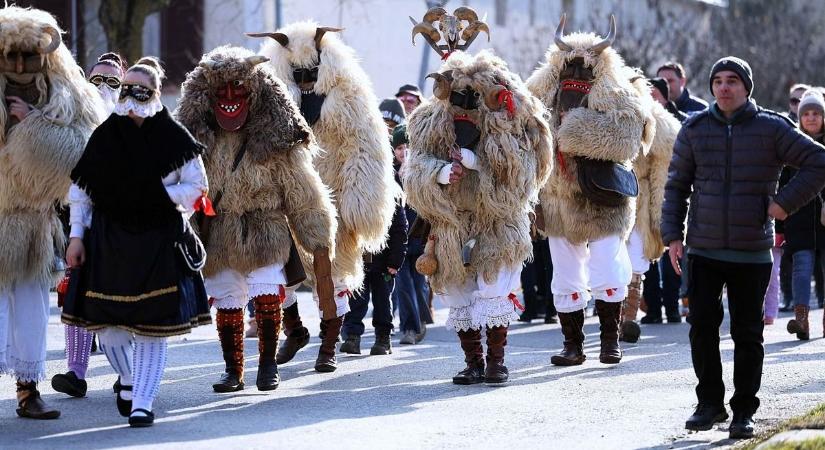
[259,22,399,294]
[0,6,103,411]
[175,46,337,389]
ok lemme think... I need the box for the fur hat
[709,56,753,97]
[798,90,825,116]
[380,98,406,125]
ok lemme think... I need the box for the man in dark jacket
[661,56,825,439]
[657,61,708,114]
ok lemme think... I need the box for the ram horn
[588,14,616,54]
[426,71,453,100]
[40,26,61,54]
[246,31,289,48]
[461,21,490,43]
[554,14,573,52]
[453,6,479,23]
[412,21,441,45]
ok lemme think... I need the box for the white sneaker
[399,330,417,345]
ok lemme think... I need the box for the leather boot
[787,304,810,340]
[276,303,310,364]
[16,381,60,420]
[619,274,643,343]
[452,329,485,385]
[596,300,622,364]
[315,316,342,372]
[550,310,586,366]
[484,326,509,385]
[370,333,392,355]
[254,295,281,391]
[213,308,245,392]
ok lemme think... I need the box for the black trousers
[643,250,681,318]
[343,270,395,337]
[687,255,771,415]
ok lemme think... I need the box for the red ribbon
[555,150,575,181]
[508,293,525,312]
[337,289,351,298]
[571,292,579,301]
[606,288,615,297]
[194,194,216,216]
[497,88,516,118]
[441,51,454,61]
[279,285,286,302]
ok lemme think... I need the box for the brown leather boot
[277,303,310,364]
[620,274,643,343]
[453,329,484,385]
[213,308,245,392]
[254,295,282,391]
[16,381,60,420]
[551,310,586,366]
[485,326,509,385]
[315,316,342,372]
[787,304,810,341]
[596,300,622,364]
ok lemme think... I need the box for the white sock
[97,327,134,399]
[131,336,168,414]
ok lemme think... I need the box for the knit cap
[709,56,753,97]
[798,90,825,116]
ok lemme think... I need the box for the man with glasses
[787,83,811,122]
[394,84,423,115]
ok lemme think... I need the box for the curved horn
[245,55,269,66]
[453,6,479,23]
[484,84,508,111]
[461,21,490,43]
[554,14,573,52]
[412,22,441,45]
[426,71,453,100]
[40,26,61,54]
[423,6,447,24]
[315,26,344,50]
[246,31,289,48]
[588,14,616,54]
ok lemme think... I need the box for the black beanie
[391,123,408,149]
[649,77,669,100]
[709,56,753,97]
[379,98,406,125]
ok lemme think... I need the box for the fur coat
[175,46,336,277]
[0,6,105,287]
[259,22,399,291]
[526,34,652,243]
[403,50,553,291]
[628,76,680,260]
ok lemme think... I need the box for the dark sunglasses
[449,87,480,110]
[119,84,155,103]
[790,98,801,105]
[293,66,319,84]
[89,74,122,89]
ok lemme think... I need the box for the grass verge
[736,403,825,450]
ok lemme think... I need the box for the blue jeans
[791,249,825,308]
[343,271,395,337]
[393,258,429,333]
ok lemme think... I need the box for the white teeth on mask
[301,90,312,95]
[219,103,239,113]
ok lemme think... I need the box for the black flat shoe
[51,371,87,398]
[128,408,155,427]
[685,404,728,431]
[452,364,485,385]
[117,385,133,417]
[728,413,755,439]
[640,315,663,324]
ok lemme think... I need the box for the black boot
[339,335,361,354]
[276,303,310,364]
[453,329,485,385]
[596,300,622,364]
[550,310,586,366]
[685,404,728,431]
[484,326,509,385]
[728,412,755,439]
[315,317,342,372]
[213,308,245,393]
[254,295,281,391]
[370,333,392,355]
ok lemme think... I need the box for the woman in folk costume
[526,15,649,366]
[175,45,337,392]
[52,51,127,399]
[404,6,552,385]
[250,23,399,371]
[619,74,680,343]
[62,57,211,427]
[0,5,104,420]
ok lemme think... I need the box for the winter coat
[661,100,825,251]
[366,201,408,273]
[674,88,708,114]
[780,133,825,252]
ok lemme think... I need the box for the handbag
[574,156,639,207]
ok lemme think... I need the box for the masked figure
[0,6,105,419]
[403,6,552,385]
[526,15,651,366]
[175,46,336,391]
[251,23,399,372]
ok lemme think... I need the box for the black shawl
[71,107,204,227]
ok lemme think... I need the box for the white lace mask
[96,85,120,115]
[114,97,163,118]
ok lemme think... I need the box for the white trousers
[436,265,522,332]
[0,278,50,382]
[281,279,351,318]
[548,235,632,313]
[206,263,287,310]
[627,227,652,274]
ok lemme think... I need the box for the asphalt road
[1,292,824,450]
